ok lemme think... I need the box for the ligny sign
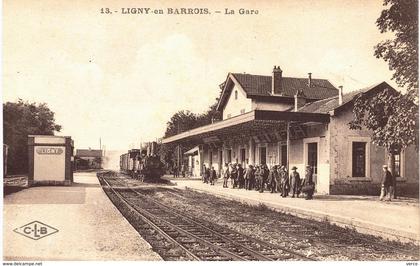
[36,147,63,155]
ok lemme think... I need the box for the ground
[99,172,419,261]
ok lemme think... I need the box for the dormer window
[234,90,238,100]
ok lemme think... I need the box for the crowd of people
[201,163,316,200]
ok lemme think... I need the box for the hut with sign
[28,135,74,186]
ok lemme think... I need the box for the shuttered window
[352,142,366,177]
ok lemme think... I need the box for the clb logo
[14,221,59,240]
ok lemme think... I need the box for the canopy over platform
[162,110,329,145]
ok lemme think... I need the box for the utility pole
[99,137,102,151]
[286,121,290,173]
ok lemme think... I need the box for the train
[119,142,164,180]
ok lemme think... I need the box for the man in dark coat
[244,165,253,190]
[254,165,261,191]
[258,164,268,193]
[380,165,394,201]
[237,164,245,189]
[280,166,289,197]
[223,163,229,188]
[174,165,179,178]
[231,163,238,188]
[209,166,217,185]
[268,166,278,193]
[204,165,210,184]
[290,166,301,198]
[301,165,315,200]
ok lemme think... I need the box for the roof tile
[231,73,338,99]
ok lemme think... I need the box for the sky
[3,0,401,151]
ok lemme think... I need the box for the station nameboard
[36,147,64,155]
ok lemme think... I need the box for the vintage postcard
[3,0,419,264]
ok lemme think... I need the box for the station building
[162,67,419,196]
[75,149,103,170]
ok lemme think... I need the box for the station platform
[172,178,420,244]
[3,172,162,261]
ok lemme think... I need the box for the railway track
[165,184,420,261]
[98,172,315,261]
[99,172,419,261]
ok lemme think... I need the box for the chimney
[294,89,306,111]
[308,73,312,88]
[272,66,282,94]
[338,86,343,105]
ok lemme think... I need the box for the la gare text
[100,8,259,15]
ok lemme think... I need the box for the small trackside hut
[162,66,419,196]
[28,135,74,186]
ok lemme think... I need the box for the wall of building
[329,107,419,197]
[288,124,330,194]
[188,154,201,177]
[222,85,252,120]
[34,146,66,181]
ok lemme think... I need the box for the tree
[349,87,418,197]
[374,0,418,101]
[164,110,199,138]
[3,99,62,175]
[161,84,223,170]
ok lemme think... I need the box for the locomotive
[119,142,164,180]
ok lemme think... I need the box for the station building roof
[232,73,338,99]
[298,82,388,114]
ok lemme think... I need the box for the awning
[184,146,199,156]
[162,110,329,145]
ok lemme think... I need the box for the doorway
[280,145,287,167]
[259,147,267,165]
[307,142,318,184]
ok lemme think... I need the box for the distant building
[75,149,103,170]
[162,66,419,196]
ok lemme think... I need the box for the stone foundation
[330,182,419,198]
[28,180,72,186]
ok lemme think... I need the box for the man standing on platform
[209,166,217,186]
[244,164,253,190]
[290,166,301,198]
[301,165,315,200]
[380,165,394,201]
[231,163,238,188]
[223,163,230,188]
[237,164,245,189]
[280,166,289,197]
[268,165,278,193]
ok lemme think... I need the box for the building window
[352,142,366,177]
[240,148,246,165]
[235,90,238,100]
[240,109,245,114]
[307,143,318,174]
[395,153,401,177]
